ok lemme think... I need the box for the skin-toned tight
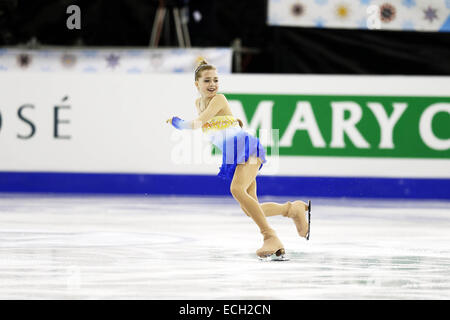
[244,180,290,218]
[230,156,273,234]
[229,156,287,256]
[229,156,309,257]
[240,178,309,223]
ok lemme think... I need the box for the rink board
[0,171,449,199]
[0,73,449,198]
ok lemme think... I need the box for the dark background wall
[1,0,450,75]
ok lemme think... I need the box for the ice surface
[0,194,449,299]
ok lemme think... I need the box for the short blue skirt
[216,130,267,181]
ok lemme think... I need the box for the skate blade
[258,249,290,261]
[258,254,289,262]
[306,200,311,241]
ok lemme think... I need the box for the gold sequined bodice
[201,115,241,133]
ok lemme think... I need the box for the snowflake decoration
[423,6,438,23]
[61,53,77,68]
[314,17,325,27]
[335,4,351,20]
[291,3,305,17]
[17,53,31,68]
[358,17,369,29]
[105,54,120,68]
[379,3,396,23]
[402,0,416,8]
[360,0,371,5]
[402,20,415,30]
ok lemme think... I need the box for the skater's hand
[166,116,178,125]
[167,116,192,130]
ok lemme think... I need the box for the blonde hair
[194,57,216,81]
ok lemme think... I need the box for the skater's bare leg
[230,156,284,257]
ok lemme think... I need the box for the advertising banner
[0,73,449,197]
[0,47,232,74]
[267,0,450,32]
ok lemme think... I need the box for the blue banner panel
[0,171,449,200]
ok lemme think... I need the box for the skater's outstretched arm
[166,94,226,130]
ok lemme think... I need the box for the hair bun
[195,56,209,68]
[194,56,215,80]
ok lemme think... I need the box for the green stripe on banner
[223,93,450,159]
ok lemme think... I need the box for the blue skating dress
[202,115,267,181]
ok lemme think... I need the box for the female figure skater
[166,59,310,259]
